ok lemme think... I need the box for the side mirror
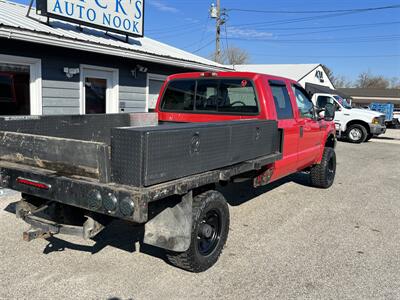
[324,103,335,121]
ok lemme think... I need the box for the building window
[85,78,107,114]
[0,54,42,116]
[0,64,30,115]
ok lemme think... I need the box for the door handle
[300,126,304,138]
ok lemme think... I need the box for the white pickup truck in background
[312,93,386,143]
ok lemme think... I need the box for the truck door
[291,85,322,169]
[268,80,299,178]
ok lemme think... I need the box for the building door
[147,73,167,111]
[81,66,118,114]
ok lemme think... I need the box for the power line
[226,4,400,14]
[227,34,400,44]
[192,39,215,53]
[235,20,400,31]
[270,22,400,37]
[224,22,229,52]
[228,7,400,29]
[197,14,211,50]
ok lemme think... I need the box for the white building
[235,64,335,91]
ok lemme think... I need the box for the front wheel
[310,147,336,189]
[166,190,230,272]
[346,124,367,143]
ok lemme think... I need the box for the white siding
[42,80,80,115]
[119,85,146,113]
[298,65,335,89]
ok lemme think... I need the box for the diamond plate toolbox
[111,120,280,187]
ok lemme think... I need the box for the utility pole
[210,1,225,63]
[215,0,221,63]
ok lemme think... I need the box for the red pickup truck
[0,71,336,272]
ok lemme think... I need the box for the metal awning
[305,83,350,99]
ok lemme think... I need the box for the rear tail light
[16,177,50,190]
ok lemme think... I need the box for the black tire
[310,147,336,189]
[365,133,374,142]
[346,124,368,143]
[166,190,230,273]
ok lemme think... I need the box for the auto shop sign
[37,0,144,37]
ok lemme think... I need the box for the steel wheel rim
[349,128,362,141]
[197,210,221,256]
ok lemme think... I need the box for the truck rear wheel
[166,190,229,272]
[346,124,367,143]
[310,147,336,189]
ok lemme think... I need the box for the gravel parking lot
[0,133,399,300]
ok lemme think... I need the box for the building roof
[0,0,229,71]
[234,64,320,81]
[338,88,400,99]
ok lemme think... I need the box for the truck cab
[311,93,386,143]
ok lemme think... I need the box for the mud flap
[144,191,193,252]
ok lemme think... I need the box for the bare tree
[333,75,353,88]
[389,77,400,89]
[321,65,354,88]
[223,47,250,65]
[356,71,390,89]
[210,46,250,65]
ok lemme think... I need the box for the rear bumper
[0,163,148,223]
[369,124,386,136]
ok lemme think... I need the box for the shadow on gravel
[219,172,311,207]
[374,136,400,141]
[42,221,167,262]
[4,201,17,214]
[3,201,167,262]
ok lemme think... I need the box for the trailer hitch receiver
[16,200,105,242]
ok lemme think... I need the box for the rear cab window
[161,78,259,115]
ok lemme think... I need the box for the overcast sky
[11,0,400,81]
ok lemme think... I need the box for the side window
[292,85,314,119]
[317,96,341,111]
[270,84,293,120]
[316,96,334,108]
[161,80,195,111]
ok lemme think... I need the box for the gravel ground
[0,140,399,300]
[373,129,400,143]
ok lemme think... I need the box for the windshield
[333,95,352,109]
